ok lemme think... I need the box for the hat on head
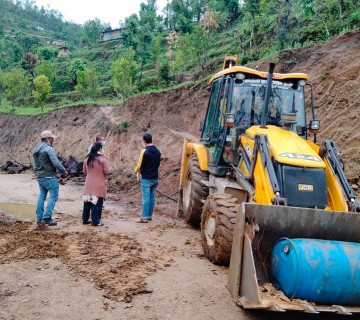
[40,130,57,139]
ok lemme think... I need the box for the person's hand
[136,172,141,181]
[63,170,69,177]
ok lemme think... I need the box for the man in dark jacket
[33,130,67,226]
[134,133,161,223]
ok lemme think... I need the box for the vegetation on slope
[0,0,359,114]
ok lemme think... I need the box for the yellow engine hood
[245,126,325,168]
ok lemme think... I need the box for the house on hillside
[58,46,70,57]
[99,28,123,42]
[52,39,67,46]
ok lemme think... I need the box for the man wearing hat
[32,130,68,226]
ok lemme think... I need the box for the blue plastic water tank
[270,238,360,305]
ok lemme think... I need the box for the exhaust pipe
[260,63,275,128]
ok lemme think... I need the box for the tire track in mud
[0,219,164,302]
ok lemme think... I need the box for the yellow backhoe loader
[178,55,360,314]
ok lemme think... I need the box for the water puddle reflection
[0,203,36,220]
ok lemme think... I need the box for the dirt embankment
[0,30,359,192]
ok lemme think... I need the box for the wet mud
[0,217,163,302]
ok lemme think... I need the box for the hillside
[0,30,359,200]
[0,0,84,54]
[1,0,360,110]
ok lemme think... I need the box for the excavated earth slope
[0,30,359,195]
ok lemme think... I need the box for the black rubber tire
[201,193,238,266]
[182,155,209,227]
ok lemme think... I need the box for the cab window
[201,79,221,141]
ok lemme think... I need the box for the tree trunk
[338,0,343,27]
[318,13,330,38]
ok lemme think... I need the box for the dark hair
[87,142,102,167]
[143,133,152,144]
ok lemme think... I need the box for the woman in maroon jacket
[82,142,111,226]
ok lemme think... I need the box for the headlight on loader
[225,113,235,127]
[309,119,320,133]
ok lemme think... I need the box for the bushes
[158,59,170,85]
[75,69,100,99]
[119,120,130,130]
[52,77,72,93]
[100,86,116,98]
[33,75,51,109]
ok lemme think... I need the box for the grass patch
[0,98,124,116]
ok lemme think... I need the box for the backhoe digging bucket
[228,203,360,315]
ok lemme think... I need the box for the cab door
[201,77,231,176]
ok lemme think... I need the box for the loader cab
[200,68,309,177]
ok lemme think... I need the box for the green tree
[69,58,86,88]
[111,49,138,100]
[243,0,261,48]
[83,18,110,45]
[191,8,220,75]
[33,75,51,110]
[75,69,100,99]
[16,32,41,52]
[35,61,55,84]
[206,0,240,26]
[121,14,140,49]
[4,69,29,107]
[166,0,194,33]
[173,35,192,76]
[36,46,58,60]
[158,58,170,85]
[139,0,158,30]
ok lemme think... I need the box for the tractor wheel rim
[183,172,192,208]
[205,213,216,245]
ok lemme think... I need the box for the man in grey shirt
[33,130,68,226]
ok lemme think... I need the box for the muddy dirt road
[0,174,245,320]
[0,174,355,320]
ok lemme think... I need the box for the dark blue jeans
[141,178,158,219]
[82,197,104,225]
[36,177,59,221]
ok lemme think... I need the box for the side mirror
[207,85,211,92]
[225,113,235,127]
[309,120,320,134]
[296,125,306,136]
[199,120,204,132]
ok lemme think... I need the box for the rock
[110,266,118,273]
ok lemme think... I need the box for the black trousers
[82,197,104,225]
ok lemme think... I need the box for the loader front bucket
[228,203,360,315]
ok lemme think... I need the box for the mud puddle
[0,202,36,220]
[0,217,165,301]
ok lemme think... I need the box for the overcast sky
[34,0,168,28]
